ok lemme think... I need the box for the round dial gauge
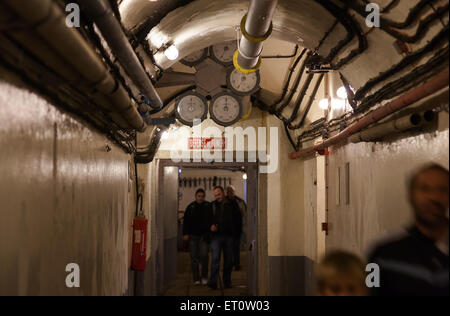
[227,68,261,96]
[210,92,243,127]
[210,41,238,66]
[180,48,208,67]
[175,92,208,126]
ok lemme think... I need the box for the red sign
[188,137,226,150]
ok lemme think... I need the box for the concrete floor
[164,251,249,296]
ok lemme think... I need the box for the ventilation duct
[2,0,146,131]
[349,110,437,143]
[234,0,278,74]
[77,0,163,110]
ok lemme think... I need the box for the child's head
[316,251,368,296]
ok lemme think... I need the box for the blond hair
[316,251,367,293]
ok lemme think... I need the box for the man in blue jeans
[208,186,242,290]
[183,189,213,285]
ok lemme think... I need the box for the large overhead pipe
[77,0,163,110]
[349,113,422,143]
[2,0,146,132]
[349,110,437,143]
[234,0,278,74]
[289,69,449,159]
[135,126,168,164]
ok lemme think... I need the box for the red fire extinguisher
[132,215,148,271]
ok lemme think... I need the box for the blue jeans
[189,235,210,282]
[209,235,234,287]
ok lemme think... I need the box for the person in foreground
[369,163,449,296]
[316,251,369,296]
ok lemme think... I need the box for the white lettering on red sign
[188,138,226,150]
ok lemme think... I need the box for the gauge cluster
[180,48,208,67]
[209,92,243,127]
[176,41,260,127]
[227,68,260,96]
[175,92,208,126]
[209,41,237,67]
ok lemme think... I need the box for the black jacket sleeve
[183,204,192,236]
[204,202,213,232]
[210,202,219,226]
[231,200,243,237]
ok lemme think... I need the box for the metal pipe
[313,0,368,70]
[269,48,307,113]
[342,0,440,30]
[350,109,437,143]
[287,73,314,124]
[340,0,448,44]
[275,52,310,116]
[349,113,423,143]
[235,0,278,73]
[151,85,197,115]
[135,126,167,164]
[290,74,325,130]
[3,0,146,131]
[289,69,449,159]
[77,0,163,110]
[422,110,437,123]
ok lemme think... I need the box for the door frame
[157,159,260,296]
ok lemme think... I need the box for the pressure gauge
[227,68,261,96]
[210,92,243,127]
[175,91,208,126]
[180,48,208,67]
[210,41,238,67]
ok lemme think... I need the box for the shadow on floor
[163,251,249,296]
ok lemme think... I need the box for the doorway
[156,160,259,296]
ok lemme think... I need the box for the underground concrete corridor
[0,0,449,299]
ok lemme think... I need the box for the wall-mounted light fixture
[164,45,179,61]
[331,98,346,110]
[161,131,169,140]
[318,98,330,110]
[336,86,348,99]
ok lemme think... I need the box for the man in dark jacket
[227,185,245,271]
[183,188,213,285]
[369,163,449,296]
[208,186,242,290]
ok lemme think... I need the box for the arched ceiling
[119,0,448,118]
[120,0,347,69]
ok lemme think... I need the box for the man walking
[208,186,242,290]
[369,163,449,296]
[183,188,212,286]
[226,185,245,271]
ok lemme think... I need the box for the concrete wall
[326,111,450,258]
[265,115,316,296]
[0,78,133,296]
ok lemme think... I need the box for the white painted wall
[326,117,449,257]
[266,115,307,257]
[0,80,132,296]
